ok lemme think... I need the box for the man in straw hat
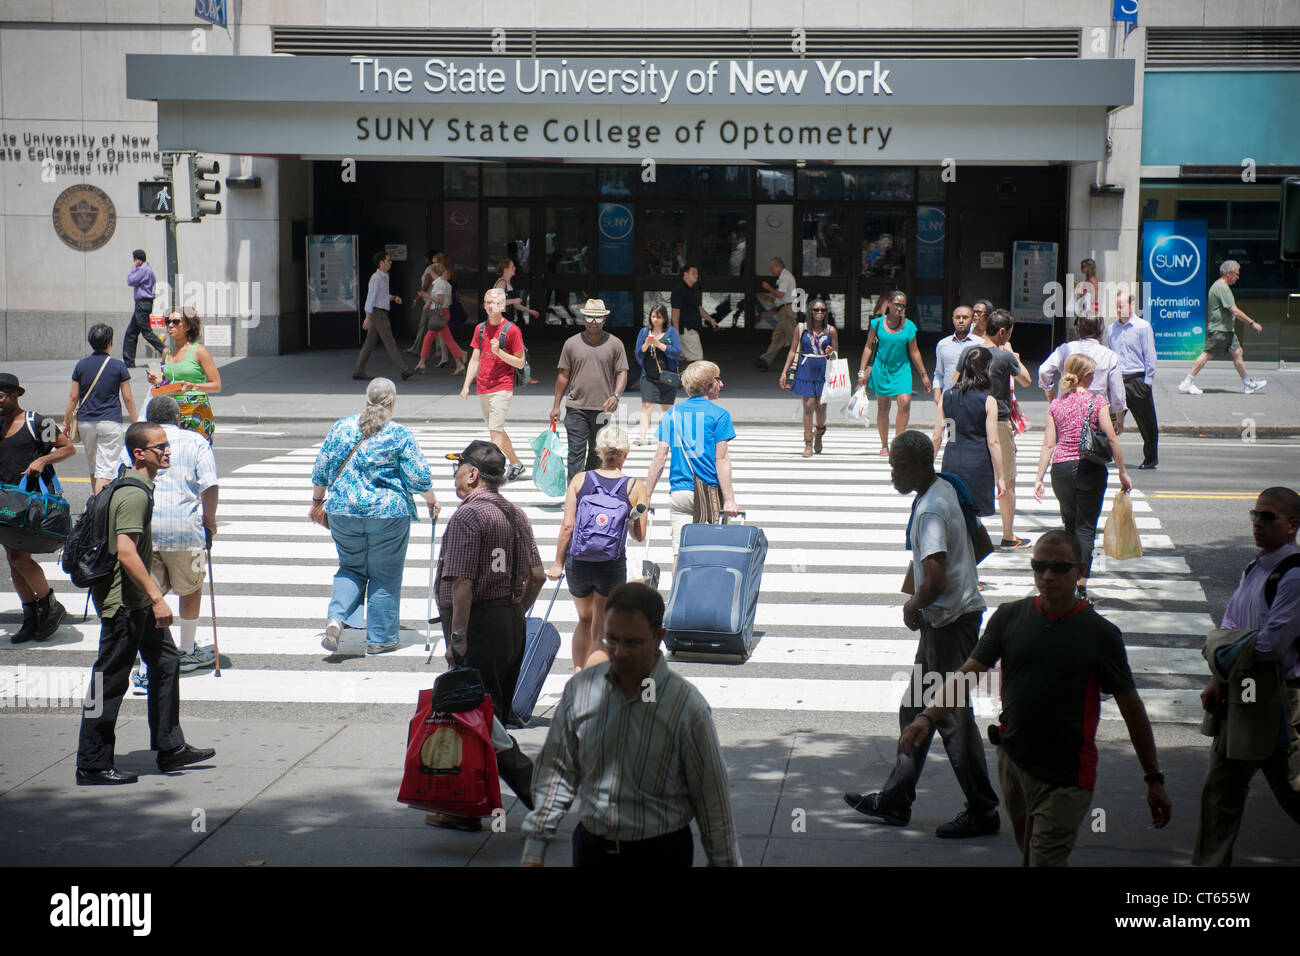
[550,298,629,482]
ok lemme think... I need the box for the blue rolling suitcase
[665,521,767,657]
[508,578,563,727]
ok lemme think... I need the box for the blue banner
[915,205,945,279]
[597,203,635,275]
[194,0,227,27]
[1142,219,1206,360]
[1112,0,1137,23]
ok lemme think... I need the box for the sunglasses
[1030,559,1077,574]
[811,308,827,313]
[165,318,183,326]
[144,442,171,454]
[1250,509,1287,523]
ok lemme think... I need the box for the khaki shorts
[997,421,1017,483]
[151,548,206,597]
[1203,330,1240,356]
[679,328,703,363]
[479,390,513,431]
[668,489,696,555]
[81,421,125,481]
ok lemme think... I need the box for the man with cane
[124,397,219,691]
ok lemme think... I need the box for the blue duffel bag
[0,473,71,554]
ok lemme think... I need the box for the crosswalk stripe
[0,423,1210,724]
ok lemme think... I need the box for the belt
[580,826,689,855]
[1122,372,1147,380]
[474,596,517,609]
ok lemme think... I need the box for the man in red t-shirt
[461,288,528,482]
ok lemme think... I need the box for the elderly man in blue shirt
[1105,291,1159,470]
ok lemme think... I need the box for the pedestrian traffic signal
[138,180,173,216]
[191,156,222,219]
[1282,176,1300,264]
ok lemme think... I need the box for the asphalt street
[3,416,1298,867]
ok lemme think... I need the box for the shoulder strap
[25,411,38,442]
[1264,553,1300,608]
[332,435,367,486]
[76,356,114,411]
[672,408,699,482]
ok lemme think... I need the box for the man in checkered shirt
[125,396,219,685]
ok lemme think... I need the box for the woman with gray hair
[310,377,438,655]
[548,425,648,671]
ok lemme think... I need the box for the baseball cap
[445,440,507,480]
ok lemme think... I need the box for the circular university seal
[52,184,117,252]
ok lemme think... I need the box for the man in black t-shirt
[0,373,75,643]
[898,531,1172,866]
[980,310,1034,549]
[670,265,717,366]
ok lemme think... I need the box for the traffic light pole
[161,152,180,313]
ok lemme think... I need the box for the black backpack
[1264,553,1300,608]
[492,320,530,388]
[61,469,153,590]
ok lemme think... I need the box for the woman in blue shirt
[310,378,438,655]
[634,304,681,445]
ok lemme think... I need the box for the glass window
[916,166,946,202]
[798,166,913,201]
[1230,201,1279,233]
[758,167,795,201]
[599,166,636,199]
[1175,199,1229,231]
[539,288,594,327]
[860,289,903,332]
[486,206,532,276]
[642,207,688,276]
[483,164,594,197]
[443,201,478,274]
[641,165,750,199]
[597,289,637,329]
[700,209,749,278]
[544,206,592,274]
[700,287,747,329]
[443,164,479,198]
[861,210,909,283]
[800,209,851,276]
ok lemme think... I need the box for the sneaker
[321,619,343,653]
[999,535,1032,549]
[131,670,148,695]
[936,810,1001,839]
[178,644,217,673]
[1177,376,1202,395]
[425,811,482,832]
[506,463,526,482]
[1243,377,1267,394]
[843,791,910,826]
[365,641,400,655]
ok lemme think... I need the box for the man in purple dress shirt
[1193,487,1300,865]
[124,249,165,368]
[1105,292,1159,469]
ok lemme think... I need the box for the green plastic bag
[530,423,567,497]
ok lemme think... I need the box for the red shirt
[471,320,525,394]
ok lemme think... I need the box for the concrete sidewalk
[5,345,1298,436]
[3,712,1297,867]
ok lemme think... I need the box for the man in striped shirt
[521,582,741,867]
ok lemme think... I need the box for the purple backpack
[570,473,632,562]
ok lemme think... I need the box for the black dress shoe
[157,744,216,772]
[843,791,910,826]
[400,368,414,380]
[1138,461,1158,470]
[936,810,1000,838]
[76,768,138,786]
[752,357,769,371]
[352,373,369,381]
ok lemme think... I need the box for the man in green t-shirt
[75,422,215,785]
[1178,260,1267,395]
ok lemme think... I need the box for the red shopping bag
[398,688,502,817]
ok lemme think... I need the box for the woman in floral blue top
[310,378,439,654]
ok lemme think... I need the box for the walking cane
[205,546,222,677]
[424,514,438,654]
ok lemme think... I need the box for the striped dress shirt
[521,655,741,866]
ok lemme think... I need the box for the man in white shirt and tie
[1105,291,1160,470]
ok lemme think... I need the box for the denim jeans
[327,514,411,647]
[1049,458,1108,578]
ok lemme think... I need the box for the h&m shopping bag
[821,357,851,404]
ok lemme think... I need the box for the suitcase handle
[643,506,655,562]
[540,574,564,624]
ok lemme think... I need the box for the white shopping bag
[844,385,871,421]
[822,357,851,404]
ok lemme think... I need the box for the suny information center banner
[1142,220,1207,360]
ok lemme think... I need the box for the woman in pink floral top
[1033,354,1132,602]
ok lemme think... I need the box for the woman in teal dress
[146,306,220,443]
[857,290,929,457]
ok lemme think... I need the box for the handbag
[672,409,723,524]
[0,473,71,554]
[648,336,682,389]
[1077,393,1112,465]
[69,355,112,443]
[426,305,450,332]
[316,436,367,530]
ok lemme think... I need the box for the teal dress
[867,317,917,397]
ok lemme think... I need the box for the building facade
[1,1,1296,362]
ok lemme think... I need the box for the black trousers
[122,298,164,366]
[573,823,694,867]
[1123,374,1159,464]
[77,607,186,771]
[442,599,525,723]
[1050,458,1109,578]
[878,609,999,817]
[564,407,607,481]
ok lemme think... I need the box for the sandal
[814,426,827,454]
[877,446,890,457]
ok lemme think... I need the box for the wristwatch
[450,630,467,645]
[1144,771,1165,785]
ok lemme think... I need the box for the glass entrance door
[485,203,596,330]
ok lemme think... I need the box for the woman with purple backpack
[547,425,648,672]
